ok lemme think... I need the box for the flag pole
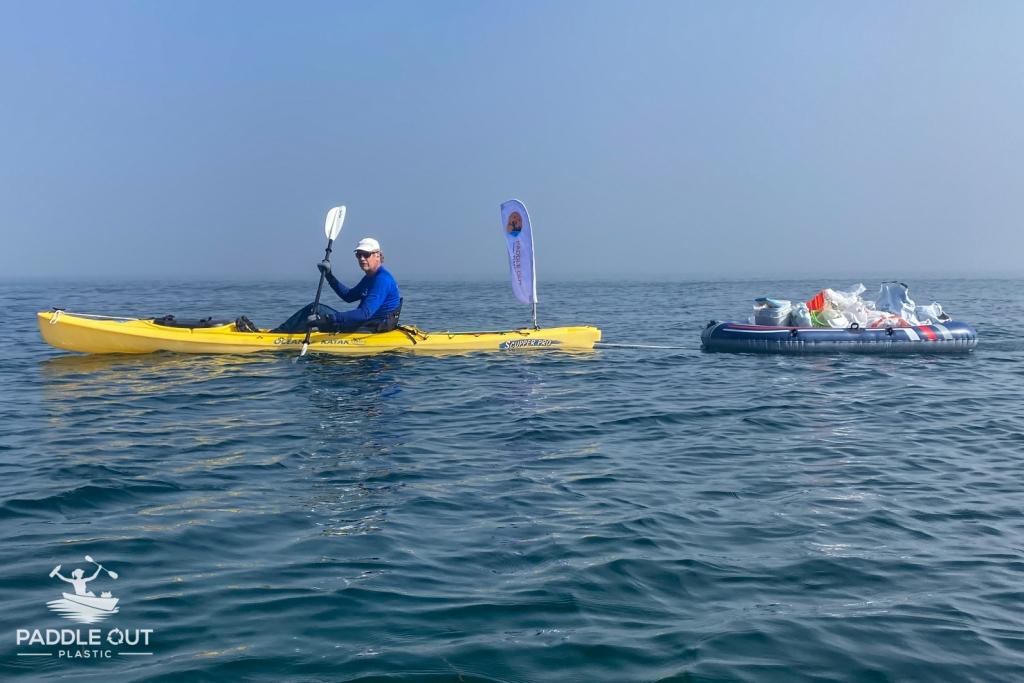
[531,219,538,328]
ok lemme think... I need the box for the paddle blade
[324,206,346,241]
[84,555,94,563]
[108,570,119,579]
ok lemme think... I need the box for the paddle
[301,205,347,357]
[49,564,62,578]
[84,555,118,580]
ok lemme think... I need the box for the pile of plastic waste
[752,282,952,328]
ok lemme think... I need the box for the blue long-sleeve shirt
[325,266,401,324]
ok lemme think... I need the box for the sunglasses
[354,251,378,259]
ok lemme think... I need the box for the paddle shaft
[302,236,336,347]
[86,556,118,579]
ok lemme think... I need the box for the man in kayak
[274,237,402,333]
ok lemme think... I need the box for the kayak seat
[367,298,402,333]
[234,316,259,333]
[153,315,231,329]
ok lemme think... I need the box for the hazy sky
[2,1,1022,281]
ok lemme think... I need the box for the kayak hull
[701,320,978,354]
[38,311,601,355]
[62,593,119,611]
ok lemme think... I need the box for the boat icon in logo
[46,556,120,624]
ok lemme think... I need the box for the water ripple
[2,279,1024,681]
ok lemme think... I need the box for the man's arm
[326,273,365,303]
[331,276,388,324]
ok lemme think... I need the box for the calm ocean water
[2,278,1023,682]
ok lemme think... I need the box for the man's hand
[317,260,332,276]
[306,313,331,330]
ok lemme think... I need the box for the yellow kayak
[37,310,601,355]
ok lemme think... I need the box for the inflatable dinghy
[701,320,977,354]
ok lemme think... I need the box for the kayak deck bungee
[701,320,978,354]
[37,310,601,355]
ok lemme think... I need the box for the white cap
[354,237,381,253]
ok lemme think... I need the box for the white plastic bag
[824,284,870,326]
[915,302,949,323]
[875,282,918,323]
[819,307,850,328]
[789,302,812,327]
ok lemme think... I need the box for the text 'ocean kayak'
[38,311,601,355]
[701,320,977,354]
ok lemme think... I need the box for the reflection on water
[46,597,120,624]
[39,351,282,391]
[298,355,410,537]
